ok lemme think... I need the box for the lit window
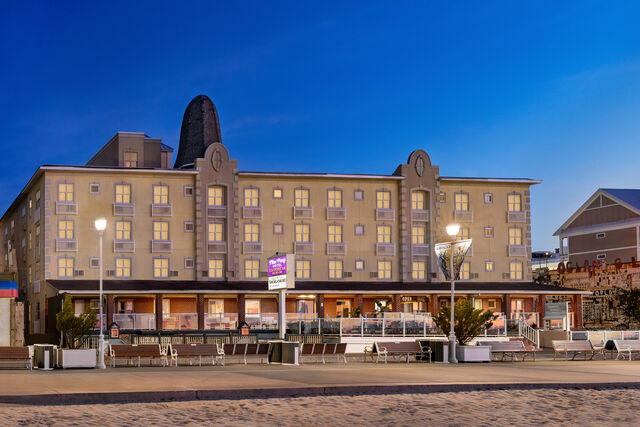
[354,224,364,235]
[377,260,392,280]
[484,193,493,204]
[295,223,310,242]
[244,188,259,207]
[58,257,74,278]
[411,191,426,210]
[208,223,223,241]
[328,190,342,208]
[355,259,365,271]
[58,220,74,239]
[244,259,259,279]
[115,184,131,204]
[244,223,259,242]
[58,183,74,202]
[116,221,131,240]
[485,261,495,272]
[412,224,426,245]
[153,222,169,240]
[456,227,470,241]
[455,193,469,211]
[295,188,309,207]
[296,259,311,279]
[508,194,522,212]
[459,262,470,280]
[208,259,224,278]
[484,227,494,238]
[153,185,169,204]
[509,261,523,280]
[439,192,446,203]
[329,259,343,279]
[509,227,523,245]
[154,258,169,278]
[208,186,225,206]
[376,190,391,209]
[412,261,425,279]
[377,225,391,244]
[124,152,138,167]
[273,188,283,199]
[328,224,343,243]
[116,257,131,278]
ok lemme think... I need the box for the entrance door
[511,299,524,313]
[336,300,351,317]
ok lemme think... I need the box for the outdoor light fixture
[446,223,459,363]
[446,223,460,237]
[94,217,107,232]
[95,217,107,369]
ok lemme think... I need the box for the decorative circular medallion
[416,156,425,176]
[211,149,222,171]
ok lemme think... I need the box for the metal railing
[162,313,198,330]
[570,330,640,343]
[481,313,506,337]
[113,313,156,330]
[246,313,278,329]
[204,313,238,330]
[518,319,540,348]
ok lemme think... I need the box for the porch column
[356,294,363,316]
[503,294,511,319]
[536,294,546,324]
[155,294,163,330]
[197,294,205,330]
[316,294,325,318]
[428,295,437,315]
[393,294,402,312]
[106,295,114,326]
[572,294,584,329]
[237,294,246,325]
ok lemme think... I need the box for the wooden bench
[169,344,224,367]
[613,340,640,360]
[299,343,348,364]
[552,340,598,361]
[110,344,166,367]
[477,341,536,362]
[364,341,431,364]
[243,343,270,364]
[0,346,32,370]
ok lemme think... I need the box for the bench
[613,340,640,360]
[552,340,598,361]
[169,344,224,367]
[364,341,431,364]
[477,341,536,362]
[299,343,348,364]
[110,344,166,367]
[0,346,32,370]
[222,343,270,364]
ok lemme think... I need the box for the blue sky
[1,1,639,250]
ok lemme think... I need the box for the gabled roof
[600,189,640,211]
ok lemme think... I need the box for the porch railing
[246,313,278,329]
[570,330,640,343]
[204,313,238,330]
[113,313,156,330]
[162,313,198,330]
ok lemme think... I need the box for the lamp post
[94,217,107,369]
[445,223,460,364]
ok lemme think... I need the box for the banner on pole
[268,253,296,290]
[434,239,472,280]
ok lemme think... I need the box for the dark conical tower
[174,95,222,168]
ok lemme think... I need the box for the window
[328,189,342,208]
[244,259,259,279]
[208,299,224,314]
[115,184,131,204]
[459,262,470,280]
[488,299,497,309]
[28,232,32,249]
[455,192,469,211]
[377,224,392,244]
[296,259,311,279]
[412,191,426,210]
[328,259,343,279]
[208,222,223,242]
[412,224,426,245]
[509,227,523,245]
[124,151,138,167]
[295,223,310,242]
[294,188,309,207]
[456,227,470,241]
[244,223,259,242]
[485,261,494,272]
[21,206,25,217]
[439,192,446,203]
[412,261,425,279]
[208,186,225,206]
[596,232,606,239]
[184,221,194,232]
[89,183,100,194]
[484,227,494,238]
[208,259,224,278]
[508,193,522,212]
[184,258,195,269]
[354,224,365,236]
[509,261,523,280]
[355,259,365,271]
[154,258,169,278]
[376,190,391,209]
[89,257,100,268]
[354,189,364,201]
[153,185,169,204]
[115,221,131,240]
[328,224,343,243]
[58,220,74,239]
[116,257,132,278]
[244,187,259,207]
[58,257,74,278]
[183,186,194,197]
[58,183,74,201]
[273,223,283,235]
[153,222,169,240]
[377,260,392,280]
[484,193,493,204]
[273,187,283,199]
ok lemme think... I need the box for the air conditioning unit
[260,271,268,278]
[502,273,510,279]
[470,273,479,279]
[74,270,84,277]
[344,271,353,278]
[106,270,115,277]
[169,270,179,277]
[370,272,378,278]
[201,270,208,277]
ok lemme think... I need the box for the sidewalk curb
[2,382,640,405]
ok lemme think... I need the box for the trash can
[281,341,299,365]
[33,344,57,370]
[419,340,448,363]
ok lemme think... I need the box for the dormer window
[124,152,138,168]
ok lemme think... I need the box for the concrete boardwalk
[2,358,640,404]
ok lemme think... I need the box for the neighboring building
[1,95,586,339]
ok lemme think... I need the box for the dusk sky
[1,1,639,251]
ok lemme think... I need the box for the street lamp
[94,217,107,369]
[445,223,460,364]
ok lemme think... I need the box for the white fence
[571,330,640,343]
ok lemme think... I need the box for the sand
[1,388,639,426]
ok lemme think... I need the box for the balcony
[294,242,314,254]
[508,244,527,257]
[56,239,78,252]
[243,241,263,254]
[163,313,197,330]
[293,206,313,219]
[327,207,346,220]
[411,209,429,222]
[508,211,526,223]
[243,206,263,219]
[454,210,473,223]
[207,206,227,218]
[55,201,78,215]
[375,208,395,221]
[113,240,135,253]
[113,203,135,216]
[327,242,347,255]
[151,204,173,217]
[113,313,156,330]
[376,243,396,256]
[207,242,227,254]
[151,240,172,253]
[412,244,429,256]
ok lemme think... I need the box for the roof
[46,279,589,295]
[439,177,542,184]
[600,189,640,211]
[0,280,18,298]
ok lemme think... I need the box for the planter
[56,348,97,369]
[456,345,491,362]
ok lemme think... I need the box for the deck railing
[162,313,198,330]
[204,313,238,330]
[113,313,156,330]
[570,330,640,343]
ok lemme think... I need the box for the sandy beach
[2,388,639,426]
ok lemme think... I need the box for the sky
[1,1,640,251]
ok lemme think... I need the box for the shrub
[433,299,497,346]
[56,295,98,349]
